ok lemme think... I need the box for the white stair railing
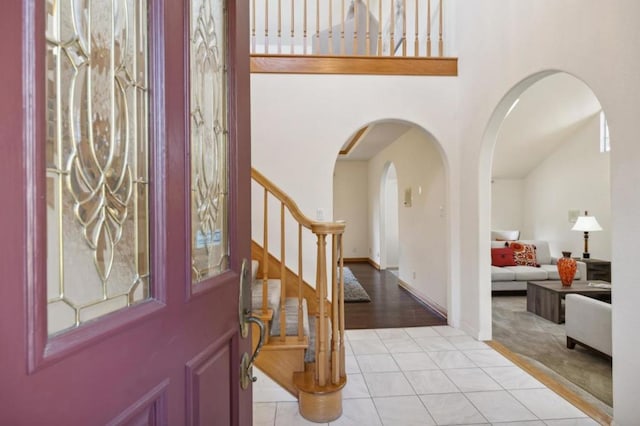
[250,0,446,57]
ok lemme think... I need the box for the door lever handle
[238,258,267,389]
[240,313,265,389]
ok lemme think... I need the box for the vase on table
[557,251,577,287]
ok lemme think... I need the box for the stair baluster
[338,234,346,378]
[316,232,327,386]
[262,188,269,315]
[331,234,340,384]
[297,224,304,341]
[280,202,287,341]
[251,168,346,422]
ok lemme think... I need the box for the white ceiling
[492,73,602,179]
[339,122,413,160]
[338,74,602,172]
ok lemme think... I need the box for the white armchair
[565,293,612,357]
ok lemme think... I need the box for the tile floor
[253,325,597,425]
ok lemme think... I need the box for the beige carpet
[492,295,612,412]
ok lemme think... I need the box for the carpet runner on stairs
[271,298,310,338]
[251,260,327,364]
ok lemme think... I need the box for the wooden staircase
[250,169,347,422]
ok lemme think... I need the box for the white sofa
[491,240,586,292]
[565,294,612,357]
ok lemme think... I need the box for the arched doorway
[333,119,451,322]
[380,162,399,271]
[483,71,612,410]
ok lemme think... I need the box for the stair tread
[271,297,310,338]
[262,335,309,350]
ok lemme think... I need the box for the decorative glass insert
[45,0,150,335]
[190,0,229,283]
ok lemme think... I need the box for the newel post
[311,222,346,387]
[315,231,328,386]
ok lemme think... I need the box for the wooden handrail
[252,167,347,395]
[251,168,314,229]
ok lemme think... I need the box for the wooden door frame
[214,0,253,423]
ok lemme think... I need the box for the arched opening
[333,119,451,326]
[481,71,612,411]
[380,162,399,271]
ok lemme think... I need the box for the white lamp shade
[572,215,602,232]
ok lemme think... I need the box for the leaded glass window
[45,0,150,335]
[190,0,229,283]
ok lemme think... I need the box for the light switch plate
[568,209,580,224]
[403,188,412,207]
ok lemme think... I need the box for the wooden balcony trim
[250,55,458,76]
[340,126,368,156]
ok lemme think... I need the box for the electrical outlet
[412,271,416,279]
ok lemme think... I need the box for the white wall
[491,112,612,261]
[491,179,524,232]
[251,73,460,320]
[522,113,611,260]
[368,128,448,312]
[251,1,640,420]
[453,1,640,422]
[382,165,399,267]
[333,161,369,259]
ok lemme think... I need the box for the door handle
[240,315,265,389]
[239,258,266,389]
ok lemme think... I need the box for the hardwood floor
[344,263,447,329]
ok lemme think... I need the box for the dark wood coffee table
[526,280,611,323]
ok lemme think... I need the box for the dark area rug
[343,267,371,302]
[493,295,612,412]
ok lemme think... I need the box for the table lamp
[571,210,602,259]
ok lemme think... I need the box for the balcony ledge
[250,54,458,76]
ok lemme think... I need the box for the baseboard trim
[343,257,369,263]
[486,340,612,426]
[367,258,380,270]
[397,279,447,320]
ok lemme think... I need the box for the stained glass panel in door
[45,0,150,335]
[190,0,229,283]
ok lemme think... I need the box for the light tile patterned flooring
[253,326,598,425]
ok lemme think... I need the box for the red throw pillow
[491,247,516,267]
[508,242,538,267]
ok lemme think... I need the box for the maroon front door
[0,0,252,424]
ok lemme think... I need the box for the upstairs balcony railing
[250,0,457,75]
